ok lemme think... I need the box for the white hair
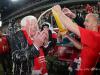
[21,15,37,27]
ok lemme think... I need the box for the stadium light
[11,0,19,2]
[0,21,2,27]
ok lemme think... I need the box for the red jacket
[33,48,48,75]
[0,36,10,54]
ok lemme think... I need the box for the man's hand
[52,5,62,15]
[33,30,48,49]
[62,8,76,19]
[52,5,80,37]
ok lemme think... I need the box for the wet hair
[21,15,37,27]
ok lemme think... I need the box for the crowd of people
[0,3,100,75]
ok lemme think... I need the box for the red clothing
[52,32,57,39]
[98,26,100,32]
[33,48,48,75]
[22,30,33,46]
[78,27,100,75]
[97,26,100,62]
[85,4,93,13]
[0,36,10,54]
[58,46,77,61]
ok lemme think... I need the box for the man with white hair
[8,15,48,75]
[21,15,49,75]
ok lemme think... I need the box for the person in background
[33,22,57,75]
[85,4,94,13]
[41,22,57,55]
[0,31,11,75]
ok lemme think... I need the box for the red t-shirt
[77,27,100,75]
[97,26,100,62]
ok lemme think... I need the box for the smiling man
[52,5,100,75]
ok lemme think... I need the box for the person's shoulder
[79,26,96,33]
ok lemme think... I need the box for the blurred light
[0,21,2,27]
[11,0,19,2]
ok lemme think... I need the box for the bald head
[84,13,99,31]
[86,13,99,24]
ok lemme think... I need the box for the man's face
[84,14,97,30]
[21,16,39,38]
[43,26,49,31]
[29,19,38,37]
